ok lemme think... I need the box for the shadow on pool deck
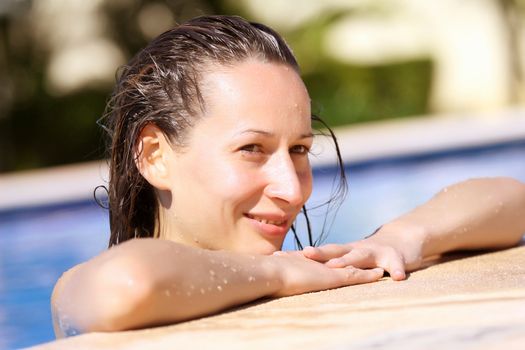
[30,243,525,350]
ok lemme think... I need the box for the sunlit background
[1,0,525,171]
[1,0,525,349]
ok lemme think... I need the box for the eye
[289,145,310,155]
[240,144,263,154]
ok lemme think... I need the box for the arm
[51,238,383,336]
[301,177,525,280]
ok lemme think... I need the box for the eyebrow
[238,129,314,139]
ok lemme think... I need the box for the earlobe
[135,124,172,191]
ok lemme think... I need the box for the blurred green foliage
[304,59,432,126]
[283,11,432,126]
[0,0,431,172]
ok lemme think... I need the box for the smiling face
[156,59,313,254]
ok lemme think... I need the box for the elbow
[87,254,156,332]
[53,250,156,334]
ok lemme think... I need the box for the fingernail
[393,270,405,280]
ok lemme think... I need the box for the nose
[264,153,306,207]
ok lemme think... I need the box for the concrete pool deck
[31,243,525,350]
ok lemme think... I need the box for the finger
[380,253,406,281]
[326,248,407,281]
[301,244,351,262]
[338,266,384,286]
[389,268,406,281]
[325,248,375,269]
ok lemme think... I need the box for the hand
[298,223,427,281]
[268,251,384,297]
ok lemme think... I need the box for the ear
[135,123,173,191]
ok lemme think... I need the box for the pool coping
[28,244,525,350]
[1,107,524,211]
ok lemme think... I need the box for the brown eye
[240,144,263,153]
[290,145,309,155]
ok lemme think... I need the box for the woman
[51,15,525,337]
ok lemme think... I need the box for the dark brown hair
[99,15,346,248]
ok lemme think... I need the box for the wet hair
[98,15,347,248]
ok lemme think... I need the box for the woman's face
[161,59,313,254]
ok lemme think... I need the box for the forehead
[198,60,311,131]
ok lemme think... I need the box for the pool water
[1,140,524,349]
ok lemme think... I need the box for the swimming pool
[1,138,524,349]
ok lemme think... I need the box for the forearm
[52,238,281,334]
[126,240,282,328]
[387,177,525,260]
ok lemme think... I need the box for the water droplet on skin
[463,227,468,232]
[189,284,195,290]
[248,276,256,282]
[165,289,171,297]
[209,270,216,277]
[443,188,448,193]
[186,291,192,296]
[217,285,223,292]
[221,262,228,268]
[230,267,238,273]
[223,278,228,285]
[200,288,205,294]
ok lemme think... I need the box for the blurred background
[1,0,525,349]
[1,0,525,172]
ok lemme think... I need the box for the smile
[245,214,286,226]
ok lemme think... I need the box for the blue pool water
[1,139,524,349]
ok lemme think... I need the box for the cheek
[202,160,264,205]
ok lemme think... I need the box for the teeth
[248,215,284,225]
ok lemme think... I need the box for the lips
[244,212,290,237]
